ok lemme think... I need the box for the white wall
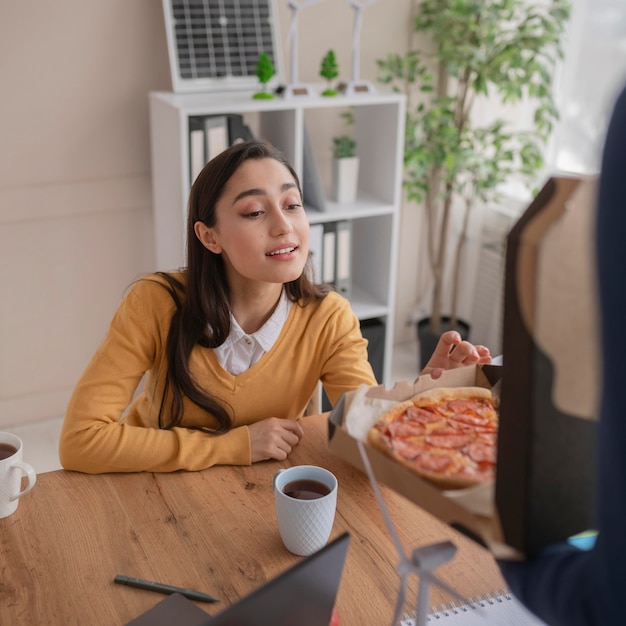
[0,2,175,426]
[4,1,621,427]
[397,0,626,351]
[0,0,412,427]
[547,0,626,175]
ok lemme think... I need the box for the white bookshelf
[148,88,405,385]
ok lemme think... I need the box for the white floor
[3,341,421,476]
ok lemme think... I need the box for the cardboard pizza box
[497,175,600,557]
[327,363,520,560]
[328,176,600,560]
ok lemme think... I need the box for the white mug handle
[273,468,286,491]
[9,460,37,501]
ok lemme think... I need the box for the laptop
[126,532,350,626]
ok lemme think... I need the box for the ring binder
[400,589,550,625]
[335,220,352,298]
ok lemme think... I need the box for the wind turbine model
[357,440,467,626]
[340,0,378,95]
[284,0,326,98]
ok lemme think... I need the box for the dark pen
[114,574,220,603]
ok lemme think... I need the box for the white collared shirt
[214,290,292,376]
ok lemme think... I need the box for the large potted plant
[378,0,571,363]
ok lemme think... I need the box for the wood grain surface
[0,413,506,625]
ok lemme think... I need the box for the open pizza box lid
[329,175,600,560]
[497,175,600,557]
[327,363,519,560]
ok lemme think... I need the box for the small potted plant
[253,51,275,100]
[331,110,359,203]
[332,135,357,159]
[320,49,340,96]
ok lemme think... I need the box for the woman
[59,140,490,473]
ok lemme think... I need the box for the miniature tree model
[254,51,276,99]
[320,50,340,96]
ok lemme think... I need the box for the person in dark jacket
[498,84,626,625]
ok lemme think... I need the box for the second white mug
[0,432,37,519]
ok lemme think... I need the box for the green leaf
[375,0,570,317]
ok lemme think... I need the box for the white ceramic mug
[273,465,338,556]
[0,432,37,519]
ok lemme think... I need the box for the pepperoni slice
[466,442,496,464]
[405,405,442,424]
[473,423,498,433]
[428,426,459,436]
[448,418,475,432]
[387,419,426,438]
[415,452,452,473]
[391,439,425,460]
[425,433,473,449]
[476,432,497,446]
[447,399,495,419]
[426,427,473,448]
[450,412,491,427]
[445,399,475,413]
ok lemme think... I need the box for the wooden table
[0,414,506,625]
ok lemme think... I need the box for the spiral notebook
[401,590,549,625]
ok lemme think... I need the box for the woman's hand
[248,417,304,463]
[419,330,492,380]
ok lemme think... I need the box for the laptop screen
[206,532,350,626]
[126,533,350,626]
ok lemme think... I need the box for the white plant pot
[332,156,359,204]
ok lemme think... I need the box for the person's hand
[419,330,492,380]
[248,417,304,463]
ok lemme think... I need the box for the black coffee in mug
[0,443,17,461]
[282,479,331,500]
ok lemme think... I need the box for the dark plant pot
[417,317,471,370]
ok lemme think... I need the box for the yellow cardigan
[59,274,376,473]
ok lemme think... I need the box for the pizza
[367,386,498,490]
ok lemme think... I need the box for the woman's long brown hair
[154,140,329,432]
